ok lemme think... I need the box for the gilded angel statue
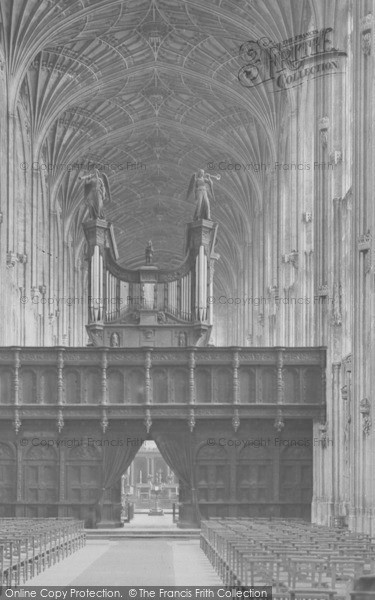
[185,169,220,221]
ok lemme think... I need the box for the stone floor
[25,539,221,586]
[24,515,220,586]
[123,513,178,528]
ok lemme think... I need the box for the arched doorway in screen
[122,441,179,523]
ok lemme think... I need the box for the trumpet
[209,174,221,180]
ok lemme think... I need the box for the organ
[83,217,219,347]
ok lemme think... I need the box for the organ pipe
[185,275,187,317]
[200,245,205,321]
[92,245,99,321]
[208,260,214,325]
[181,277,185,315]
[167,280,179,314]
[98,252,103,321]
[111,274,114,313]
[203,248,207,321]
[195,245,208,322]
[105,271,111,317]
[195,254,199,320]
[120,281,128,306]
[90,255,94,321]
[89,236,209,325]
[182,273,192,318]
[188,272,191,318]
[198,251,201,313]
[182,277,184,315]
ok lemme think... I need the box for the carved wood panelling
[0,348,326,409]
[152,368,168,403]
[24,445,59,505]
[215,367,232,404]
[195,368,212,403]
[0,369,13,404]
[171,369,189,404]
[40,369,58,404]
[107,369,125,403]
[64,370,81,404]
[84,369,102,404]
[0,417,314,520]
[284,368,300,404]
[0,443,16,507]
[261,368,277,403]
[126,368,145,404]
[196,444,230,503]
[279,445,313,513]
[66,445,101,504]
[239,368,256,403]
[19,369,37,404]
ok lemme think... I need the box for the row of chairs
[200,518,375,600]
[0,517,86,586]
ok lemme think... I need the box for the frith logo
[238,28,347,92]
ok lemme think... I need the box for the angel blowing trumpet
[186,168,220,221]
[79,168,111,220]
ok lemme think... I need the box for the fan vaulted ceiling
[0,0,330,285]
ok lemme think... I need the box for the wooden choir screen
[0,442,16,517]
[23,445,59,517]
[194,418,313,520]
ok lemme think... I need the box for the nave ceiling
[0,0,344,287]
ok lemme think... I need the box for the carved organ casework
[83,217,219,348]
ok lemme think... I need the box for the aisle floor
[121,513,179,528]
[25,539,222,586]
